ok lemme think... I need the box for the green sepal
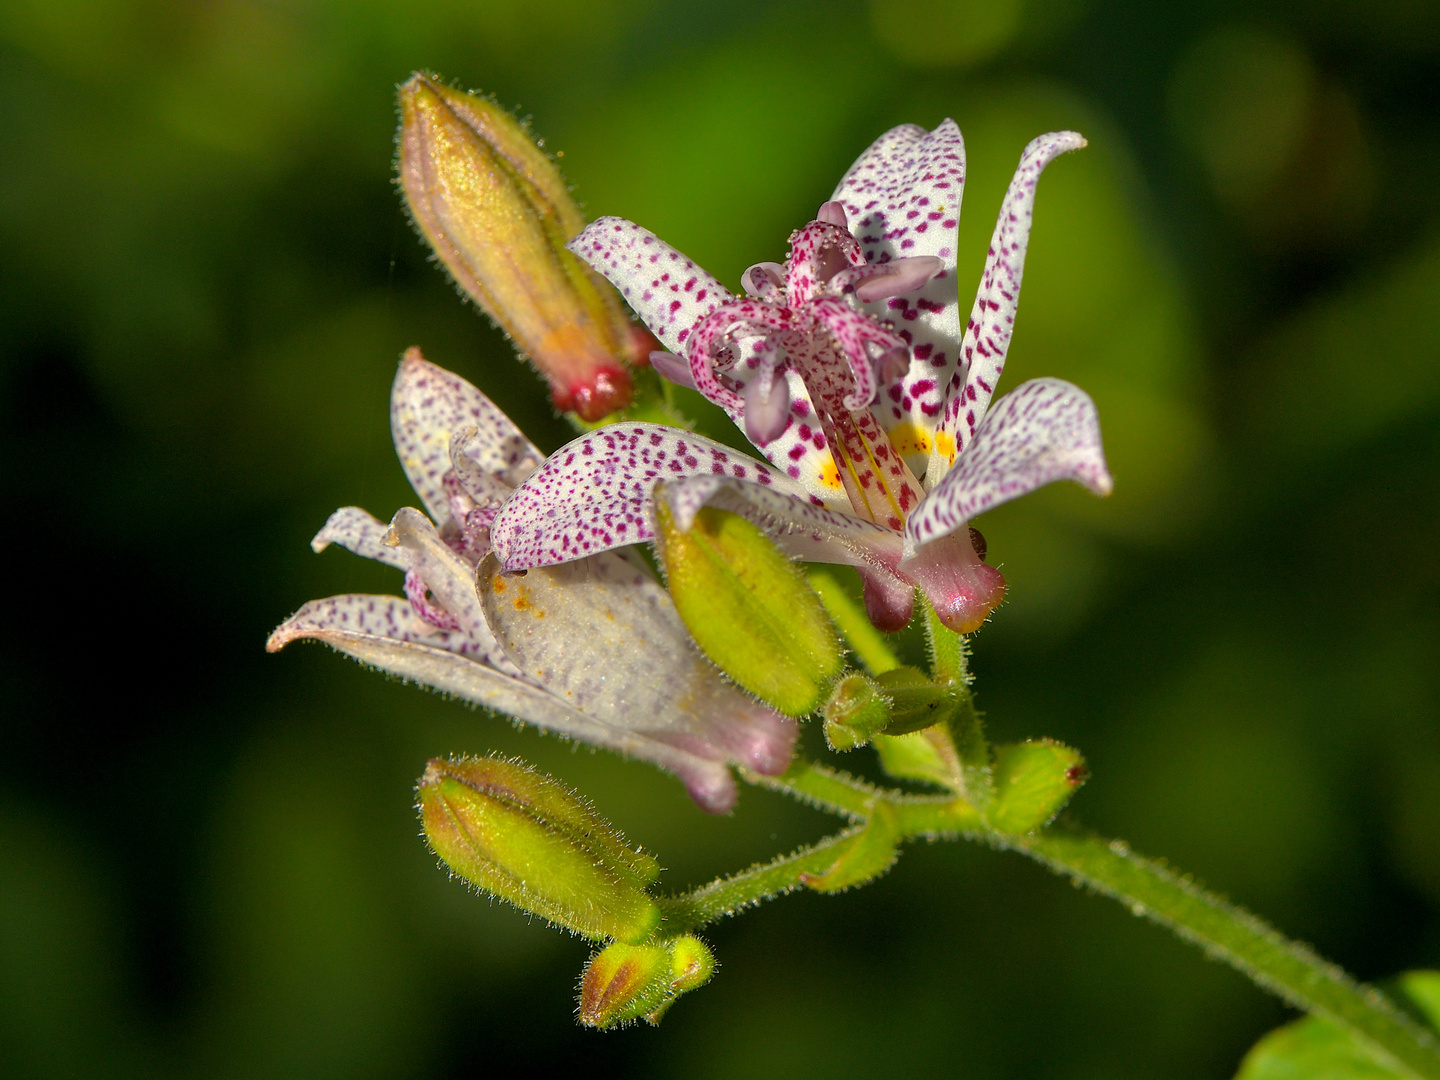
[985,741,1088,834]
[418,756,660,944]
[654,495,843,716]
[578,935,717,1030]
[799,804,902,893]
[1236,971,1440,1079]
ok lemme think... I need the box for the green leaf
[799,805,902,893]
[985,740,1088,834]
[1236,972,1440,1079]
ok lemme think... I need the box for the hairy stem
[670,758,1440,1078]
[1007,829,1440,1079]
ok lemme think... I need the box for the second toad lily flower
[491,122,1113,633]
[267,350,795,813]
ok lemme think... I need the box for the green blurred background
[2,0,1439,1076]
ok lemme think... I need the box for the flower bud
[822,673,892,751]
[398,73,654,420]
[823,667,962,750]
[578,935,716,1029]
[418,755,660,943]
[985,740,1088,834]
[654,494,843,717]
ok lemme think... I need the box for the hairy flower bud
[578,935,716,1029]
[418,755,660,943]
[398,73,654,420]
[654,493,843,717]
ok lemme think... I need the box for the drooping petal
[268,592,737,811]
[567,218,733,355]
[932,131,1087,483]
[478,552,798,809]
[311,506,410,570]
[906,378,1112,555]
[489,424,806,569]
[831,120,967,476]
[391,348,542,522]
[267,593,486,658]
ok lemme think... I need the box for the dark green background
[2,1,1438,1076]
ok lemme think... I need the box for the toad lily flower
[267,349,795,813]
[490,123,1113,633]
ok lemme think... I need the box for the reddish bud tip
[552,362,633,421]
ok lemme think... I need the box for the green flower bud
[823,666,963,750]
[654,495,843,717]
[578,935,717,1029]
[985,740,1088,834]
[418,756,660,943]
[398,73,654,421]
[822,673,893,751]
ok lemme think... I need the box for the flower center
[685,210,940,532]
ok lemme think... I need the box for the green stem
[1007,829,1440,1080]
[656,830,860,932]
[670,759,1440,1078]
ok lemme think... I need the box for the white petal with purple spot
[311,506,410,570]
[391,349,542,522]
[832,120,967,471]
[933,131,1086,484]
[906,378,1111,555]
[567,217,733,354]
[490,424,807,570]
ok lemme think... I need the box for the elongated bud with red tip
[418,755,661,943]
[398,73,655,420]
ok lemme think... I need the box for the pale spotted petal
[933,132,1086,484]
[384,507,522,675]
[832,120,967,474]
[479,552,797,808]
[267,593,488,659]
[390,348,542,521]
[567,217,733,354]
[489,424,806,569]
[311,506,409,570]
[906,378,1111,556]
[268,591,738,811]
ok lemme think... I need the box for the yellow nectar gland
[886,421,932,458]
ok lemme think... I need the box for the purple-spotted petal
[831,120,967,473]
[268,591,738,811]
[311,506,409,570]
[489,424,805,570]
[934,131,1086,483]
[567,217,733,354]
[478,551,798,809]
[268,593,485,659]
[391,348,542,521]
[906,378,1111,556]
